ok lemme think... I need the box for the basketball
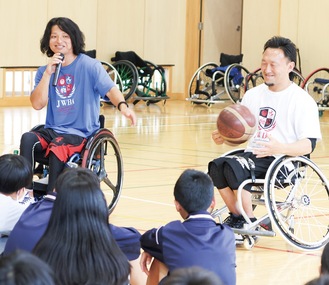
[217,104,256,145]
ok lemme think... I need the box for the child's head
[0,154,32,195]
[174,169,214,213]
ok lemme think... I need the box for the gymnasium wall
[242,0,329,77]
[1,0,329,99]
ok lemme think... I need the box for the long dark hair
[40,17,85,57]
[33,168,130,285]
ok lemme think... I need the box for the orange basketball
[217,104,256,145]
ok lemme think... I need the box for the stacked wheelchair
[211,149,329,251]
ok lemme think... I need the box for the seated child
[0,154,34,234]
[140,169,236,285]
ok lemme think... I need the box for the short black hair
[40,17,85,57]
[0,250,56,285]
[174,169,214,213]
[0,154,32,194]
[263,36,297,64]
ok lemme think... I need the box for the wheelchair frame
[31,119,123,214]
[245,67,305,93]
[111,51,169,106]
[187,62,253,106]
[211,149,329,251]
[301,67,329,115]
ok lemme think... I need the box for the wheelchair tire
[302,67,329,106]
[244,68,304,93]
[101,61,124,106]
[264,156,329,251]
[188,62,218,104]
[81,128,123,214]
[135,60,168,105]
[224,63,251,103]
[112,60,138,102]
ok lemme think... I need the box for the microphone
[52,53,65,86]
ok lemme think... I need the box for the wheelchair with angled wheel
[245,67,305,93]
[111,51,169,106]
[301,68,329,116]
[100,60,138,106]
[211,149,329,251]
[188,53,254,105]
[31,115,123,214]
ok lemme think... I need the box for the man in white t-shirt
[208,36,322,229]
[0,154,34,234]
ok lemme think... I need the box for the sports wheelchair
[111,51,169,106]
[301,68,329,115]
[100,60,138,106]
[31,115,123,214]
[187,53,254,105]
[211,149,329,251]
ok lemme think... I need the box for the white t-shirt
[0,191,34,234]
[242,83,322,154]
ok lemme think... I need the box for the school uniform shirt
[3,194,141,260]
[0,192,32,234]
[140,211,236,285]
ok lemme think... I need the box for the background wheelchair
[245,67,305,92]
[100,60,138,105]
[301,68,329,116]
[31,115,123,214]
[211,149,329,251]
[111,51,169,106]
[187,53,254,105]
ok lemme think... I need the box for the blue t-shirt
[34,54,115,138]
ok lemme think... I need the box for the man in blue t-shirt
[20,17,136,192]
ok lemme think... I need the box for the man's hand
[212,129,225,145]
[139,251,153,276]
[252,134,281,158]
[120,107,137,126]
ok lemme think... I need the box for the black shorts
[208,151,275,191]
[33,127,87,162]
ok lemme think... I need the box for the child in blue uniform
[140,169,236,285]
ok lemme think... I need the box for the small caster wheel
[243,236,255,249]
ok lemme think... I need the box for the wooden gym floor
[1,99,329,284]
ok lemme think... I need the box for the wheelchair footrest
[233,228,276,237]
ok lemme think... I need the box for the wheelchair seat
[31,115,123,214]
[211,149,329,251]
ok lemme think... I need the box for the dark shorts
[208,151,275,191]
[33,127,87,163]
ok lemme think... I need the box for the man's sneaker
[223,213,246,229]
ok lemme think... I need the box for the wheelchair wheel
[101,61,124,105]
[302,68,329,107]
[264,156,329,250]
[135,60,167,105]
[81,128,123,214]
[224,63,251,103]
[101,61,123,91]
[112,60,138,101]
[244,68,304,93]
[188,62,218,104]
